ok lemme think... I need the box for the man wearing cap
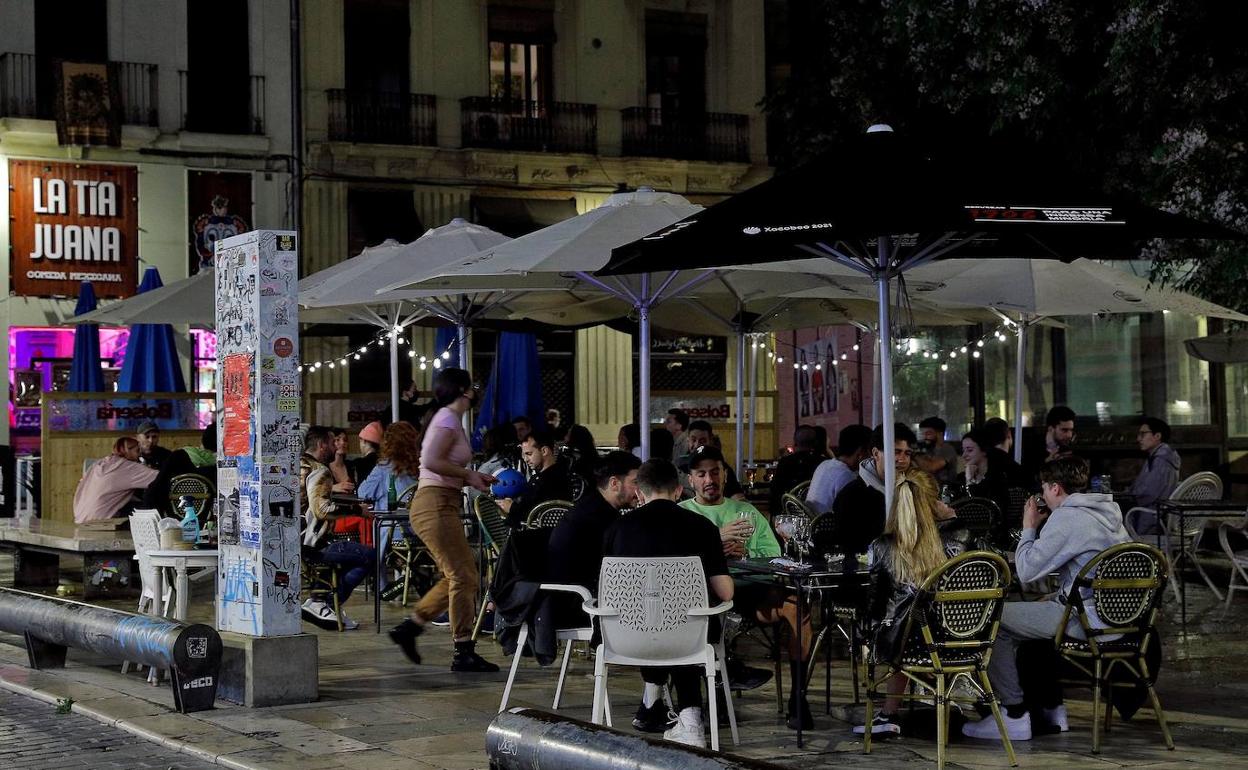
[135,421,172,470]
[353,420,385,485]
[679,444,815,729]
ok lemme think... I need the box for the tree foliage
[765,0,1248,311]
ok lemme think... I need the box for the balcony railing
[461,97,597,154]
[327,88,436,146]
[622,107,750,163]
[179,70,265,135]
[0,53,158,126]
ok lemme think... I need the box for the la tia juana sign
[8,160,139,298]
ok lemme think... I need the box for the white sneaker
[1043,704,1069,732]
[663,707,707,749]
[962,711,1032,741]
[338,610,359,630]
[301,598,339,629]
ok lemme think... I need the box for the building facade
[297,0,775,444]
[0,0,294,453]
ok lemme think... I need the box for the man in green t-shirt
[679,445,815,730]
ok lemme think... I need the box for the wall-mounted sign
[8,160,139,298]
[45,397,210,433]
[188,170,252,274]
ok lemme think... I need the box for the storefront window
[1160,313,1211,425]
[1227,364,1248,438]
[1064,315,1143,425]
[893,327,973,437]
[982,324,1055,429]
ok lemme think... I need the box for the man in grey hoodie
[1127,417,1181,535]
[963,456,1129,742]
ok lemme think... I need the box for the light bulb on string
[408,350,415,358]
[776,356,783,363]
[960,346,968,353]
[976,340,985,348]
[972,350,981,359]
[815,364,822,371]
[328,362,335,369]
[949,351,957,358]
[941,363,949,371]
[832,359,839,366]
[841,353,848,360]
[353,354,361,361]
[442,351,451,360]
[419,362,427,371]
[433,359,442,369]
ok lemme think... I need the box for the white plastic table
[145,549,219,623]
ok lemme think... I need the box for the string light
[299,327,459,373]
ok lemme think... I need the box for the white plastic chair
[583,556,738,751]
[498,583,609,722]
[124,509,173,681]
[1126,471,1224,601]
[1218,521,1248,618]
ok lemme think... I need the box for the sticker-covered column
[214,230,302,636]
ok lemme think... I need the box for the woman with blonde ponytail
[854,468,966,737]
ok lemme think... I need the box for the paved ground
[0,686,216,769]
[3,550,1248,769]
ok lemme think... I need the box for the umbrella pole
[876,239,896,520]
[871,335,882,427]
[390,328,400,423]
[748,333,758,469]
[735,329,745,477]
[1013,318,1028,463]
[638,274,652,461]
[457,319,471,434]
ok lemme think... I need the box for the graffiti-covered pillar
[214,230,302,637]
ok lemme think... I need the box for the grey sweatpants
[986,599,1084,706]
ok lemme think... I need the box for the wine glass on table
[773,514,800,561]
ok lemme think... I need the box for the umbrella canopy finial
[867,123,894,133]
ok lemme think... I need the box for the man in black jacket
[604,459,733,749]
[547,451,640,597]
[768,425,826,514]
[505,429,573,527]
[831,423,917,556]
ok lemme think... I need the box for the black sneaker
[853,713,901,736]
[632,701,677,733]
[429,611,451,627]
[451,645,500,673]
[388,619,424,665]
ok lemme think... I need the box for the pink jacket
[73,455,159,523]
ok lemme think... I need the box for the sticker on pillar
[239,492,260,549]
[277,234,296,251]
[266,486,294,518]
[261,356,277,371]
[277,398,299,413]
[222,353,253,457]
[187,637,208,659]
[273,338,293,358]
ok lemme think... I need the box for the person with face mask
[389,368,499,672]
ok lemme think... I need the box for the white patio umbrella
[70,268,218,327]
[380,190,865,461]
[905,257,1248,460]
[298,218,514,423]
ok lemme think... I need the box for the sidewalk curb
[0,671,263,769]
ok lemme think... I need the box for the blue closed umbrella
[435,326,461,368]
[474,332,545,447]
[118,267,187,392]
[68,282,104,391]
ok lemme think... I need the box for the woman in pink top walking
[389,368,498,671]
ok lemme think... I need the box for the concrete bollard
[486,708,787,770]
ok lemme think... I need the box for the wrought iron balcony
[179,70,265,135]
[622,107,750,163]
[326,89,436,146]
[461,97,597,155]
[0,53,158,126]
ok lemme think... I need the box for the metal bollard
[486,708,787,770]
[0,587,222,713]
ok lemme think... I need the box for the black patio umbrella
[602,126,1244,507]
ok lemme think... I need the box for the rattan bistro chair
[862,550,1015,770]
[780,492,816,521]
[1054,542,1173,754]
[471,495,513,640]
[951,497,1002,541]
[789,479,812,501]
[169,473,215,522]
[525,499,575,530]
